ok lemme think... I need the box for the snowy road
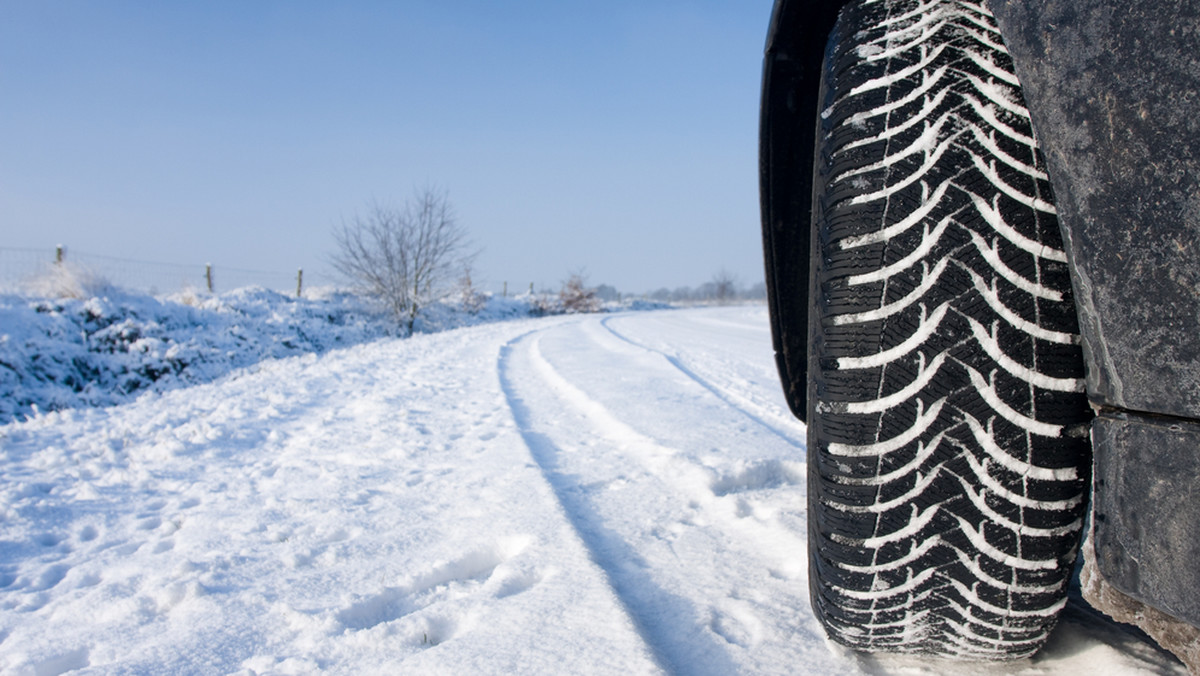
[0,307,1186,674]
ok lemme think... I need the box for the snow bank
[0,286,671,425]
[0,287,392,425]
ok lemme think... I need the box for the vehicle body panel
[989,0,1200,420]
[990,0,1200,632]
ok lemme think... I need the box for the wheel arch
[759,0,850,421]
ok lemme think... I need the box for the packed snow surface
[0,305,1186,674]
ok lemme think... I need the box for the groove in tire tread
[807,0,1092,659]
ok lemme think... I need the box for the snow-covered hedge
[0,285,671,425]
[0,287,394,424]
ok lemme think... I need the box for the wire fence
[0,246,340,296]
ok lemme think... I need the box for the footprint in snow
[709,459,804,497]
[709,600,765,649]
[413,611,482,648]
[17,646,90,676]
[33,532,62,547]
[492,567,544,599]
[35,563,71,591]
[336,587,413,631]
[335,536,536,634]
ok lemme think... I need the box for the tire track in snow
[498,329,725,676]
[498,317,820,676]
[598,316,806,451]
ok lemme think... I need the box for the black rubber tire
[808,0,1092,659]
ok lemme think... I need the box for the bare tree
[712,268,737,305]
[332,188,473,334]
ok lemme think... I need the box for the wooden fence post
[502,281,507,298]
[55,245,63,265]
[296,268,303,298]
[205,264,213,293]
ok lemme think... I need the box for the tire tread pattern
[808,0,1092,659]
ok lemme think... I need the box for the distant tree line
[540,270,768,307]
[644,269,767,305]
[535,270,767,308]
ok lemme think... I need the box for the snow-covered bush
[0,287,390,424]
[521,275,605,316]
[458,267,487,315]
[558,274,600,314]
[22,262,115,299]
[0,283,670,425]
[527,292,558,317]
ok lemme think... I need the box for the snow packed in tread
[807,0,1093,659]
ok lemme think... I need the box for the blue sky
[1,1,772,294]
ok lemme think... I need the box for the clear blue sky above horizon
[1,1,774,295]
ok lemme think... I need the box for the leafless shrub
[332,188,474,334]
[559,273,600,314]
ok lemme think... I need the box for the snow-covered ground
[0,305,1187,674]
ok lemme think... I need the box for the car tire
[807,0,1092,659]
